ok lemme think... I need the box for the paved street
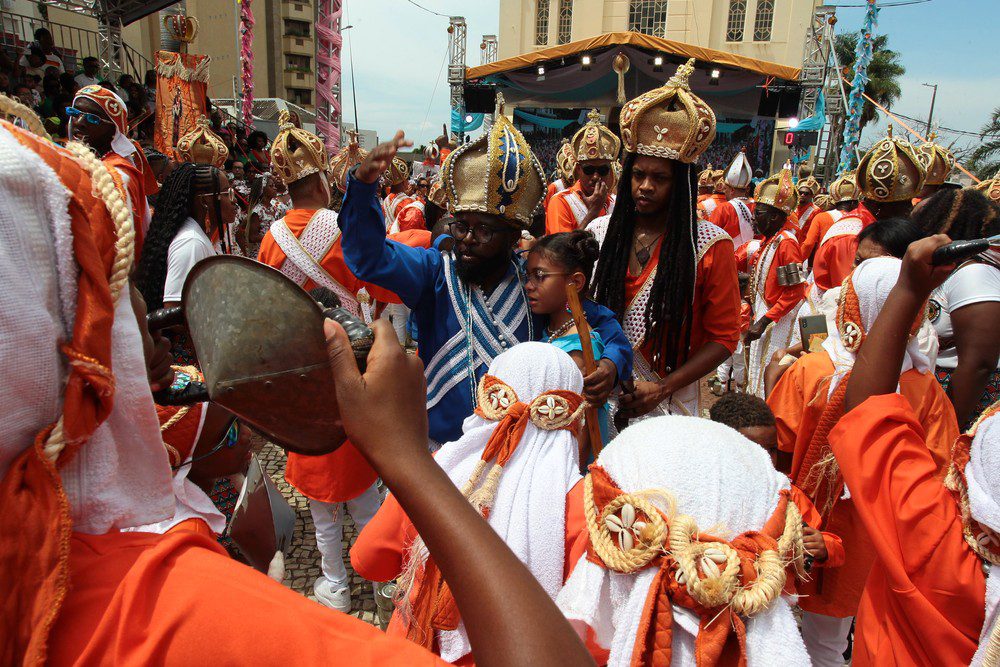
[257,442,380,627]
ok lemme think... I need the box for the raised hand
[356,130,413,185]
[899,234,955,297]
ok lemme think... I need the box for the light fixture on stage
[788,117,799,129]
[581,54,592,71]
[652,55,663,72]
[537,65,545,76]
[709,68,721,86]
[465,114,474,124]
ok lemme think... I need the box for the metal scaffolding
[480,34,497,65]
[448,16,467,140]
[315,0,344,152]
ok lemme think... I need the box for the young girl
[525,230,611,446]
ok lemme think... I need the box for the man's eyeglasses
[524,269,568,285]
[65,106,109,125]
[172,419,240,470]
[448,220,501,245]
[580,164,611,177]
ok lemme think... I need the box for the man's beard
[454,252,508,286]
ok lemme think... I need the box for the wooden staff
[565,283,604,461]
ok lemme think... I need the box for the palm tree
[969,107,1000,180]
[834,32,906,134]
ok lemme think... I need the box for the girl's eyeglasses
[65,106,109,125]
[171,419,240,470]
[197,187,237,203]
[525,269,568,285]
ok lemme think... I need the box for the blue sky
[343,0,995,156]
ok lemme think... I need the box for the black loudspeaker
[464,84,498,113]
[757,87,802,118]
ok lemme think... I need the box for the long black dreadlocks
[591,152,699,373]
[136,162,223,310]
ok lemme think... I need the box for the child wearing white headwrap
[556,415,813,666]
[351,342,589,663]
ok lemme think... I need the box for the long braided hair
[136,162,223,310]
[912,188,1000,240]
[591,153,699,373]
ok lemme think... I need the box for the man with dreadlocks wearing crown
[817,235,999,665]
[709,150,756,247]
[546,109,619,234]
[812,127,923,295]
[589,60,740,421]
[337,96,632,450]
[743,166,808,398]
[257,111,426,613]
[351,342,593,663]
[766,254,958,665]
[68,84,159,258]
[544,137,576,209]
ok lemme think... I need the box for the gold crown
[857,126,926,202]
[163,14,199,44]
[711,169,725,188]
[973,168,1000,204]
[754,166,798,215]
[441,95,546,228]
[383,156,410,186]
[571,109,621,163]
[618,59,716,163]
[915,134,956,186]
[814,194,834,211]
[829,171,860,203]
[555,138,576,183]
[329,131,368,193]
[697,163,714,187]
[269,109,329,185]
[797,175,821,196]
[427,178,448,209]
[175,115,229,168]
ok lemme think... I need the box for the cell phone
[798,314,828,353]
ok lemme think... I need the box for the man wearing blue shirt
[338,114,632,446]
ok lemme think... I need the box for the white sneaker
[313,577,351,612]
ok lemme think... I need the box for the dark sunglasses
[65,106,108,125]
[580,164,611,177]
[172,419,240,470]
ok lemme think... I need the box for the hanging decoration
[315,0,344,152]
[238,0,255,128]
[612,53,630,104]
[838,0,879,173]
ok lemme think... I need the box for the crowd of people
[1,50,999,667]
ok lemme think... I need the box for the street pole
[922,82,938,135]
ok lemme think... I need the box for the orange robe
[829,393,986,666]
[544,179,569,209]
[709,198,754,243]
[788,484,846,576]
[812,205,876,292]
[385,193,427,232]
[351,479,590,666]
[697,193,727,221]
[799,209,841,261]
[257,209,430,502]
[625,233,741,375]
[104,153,151,260]
[767,353,959,618]
[48,529,446,665]
[755,226,807,322]
[545,182,611,235]
[794,203,820,243]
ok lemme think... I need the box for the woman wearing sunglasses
[136,162,237,365]
[545,109,620,235]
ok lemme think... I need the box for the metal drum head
[182,255,346,455]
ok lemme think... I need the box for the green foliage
[835,31,906,133]
[969,107,1000,180]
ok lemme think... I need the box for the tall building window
[753,0,774,41]
[726,0,746,42]
[536,0,550,46]
[557,0,573,44]
[628,1,668,38]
